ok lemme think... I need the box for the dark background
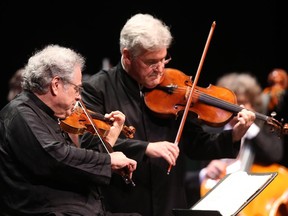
[1,1,288,109]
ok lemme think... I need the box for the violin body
[60,111,109,135]
[60,106,135,139]
[144,68,237,127]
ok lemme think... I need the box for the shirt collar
[25,90,56,120]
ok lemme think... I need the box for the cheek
[61,101,75,119]
[60,91,75,109]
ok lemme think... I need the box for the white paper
[191,171,275,216]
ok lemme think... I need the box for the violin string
[154,84,282,132]
[74,102,136,185]
[164,86,231,105]
[77,100,111,153]
[166,85,269,118]
[196,91,241,112]
[167,86,244,112]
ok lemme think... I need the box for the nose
[153,62,166,71]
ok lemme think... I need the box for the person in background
[102,57,113,71]
[263,68,288,168]
[261,69,288,216]
[262,68,288,116]
[0,44,140,216]
[7,67,24,101]
[80,13,256,216]
[185,72,284,208]
[276,88,288,168]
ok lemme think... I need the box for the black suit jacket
[81,63,241,216]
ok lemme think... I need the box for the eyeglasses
[62,79,83,95]
[139,53,172,70]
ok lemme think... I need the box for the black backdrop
[2,1,288,109]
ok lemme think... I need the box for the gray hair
[22,44,85,94]
[216,72,263,111]
[120,13,173,57]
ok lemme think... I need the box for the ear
[122,48,132,64]
[51,76,61,96]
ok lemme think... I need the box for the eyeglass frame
[61,78,83,95]
[138,53,172,70]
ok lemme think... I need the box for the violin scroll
[265,111,288,136]
[123,125,136,139]
[266,117,287,136]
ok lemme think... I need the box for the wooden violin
[60,100,136,186]
[60,105,136,139]
[144,68,288,136]
[262,68,288,112]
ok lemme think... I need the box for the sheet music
[191,171,276,216]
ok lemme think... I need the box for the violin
[60,105,136,139]
[144,68,288,135]
[60,100,136,186]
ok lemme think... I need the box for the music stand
[173,171,277,216]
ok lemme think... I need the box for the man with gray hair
[81,14,256,216]
[0,44,140,216]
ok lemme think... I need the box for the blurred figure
[102,57,113,71]
[276,87,288,169]
[185,72,286,215]
[264,68,288,171]
[262,68,288,115]
[7,68,24,101]
[262,68,288,169]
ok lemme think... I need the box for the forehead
[140,49,167,59]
